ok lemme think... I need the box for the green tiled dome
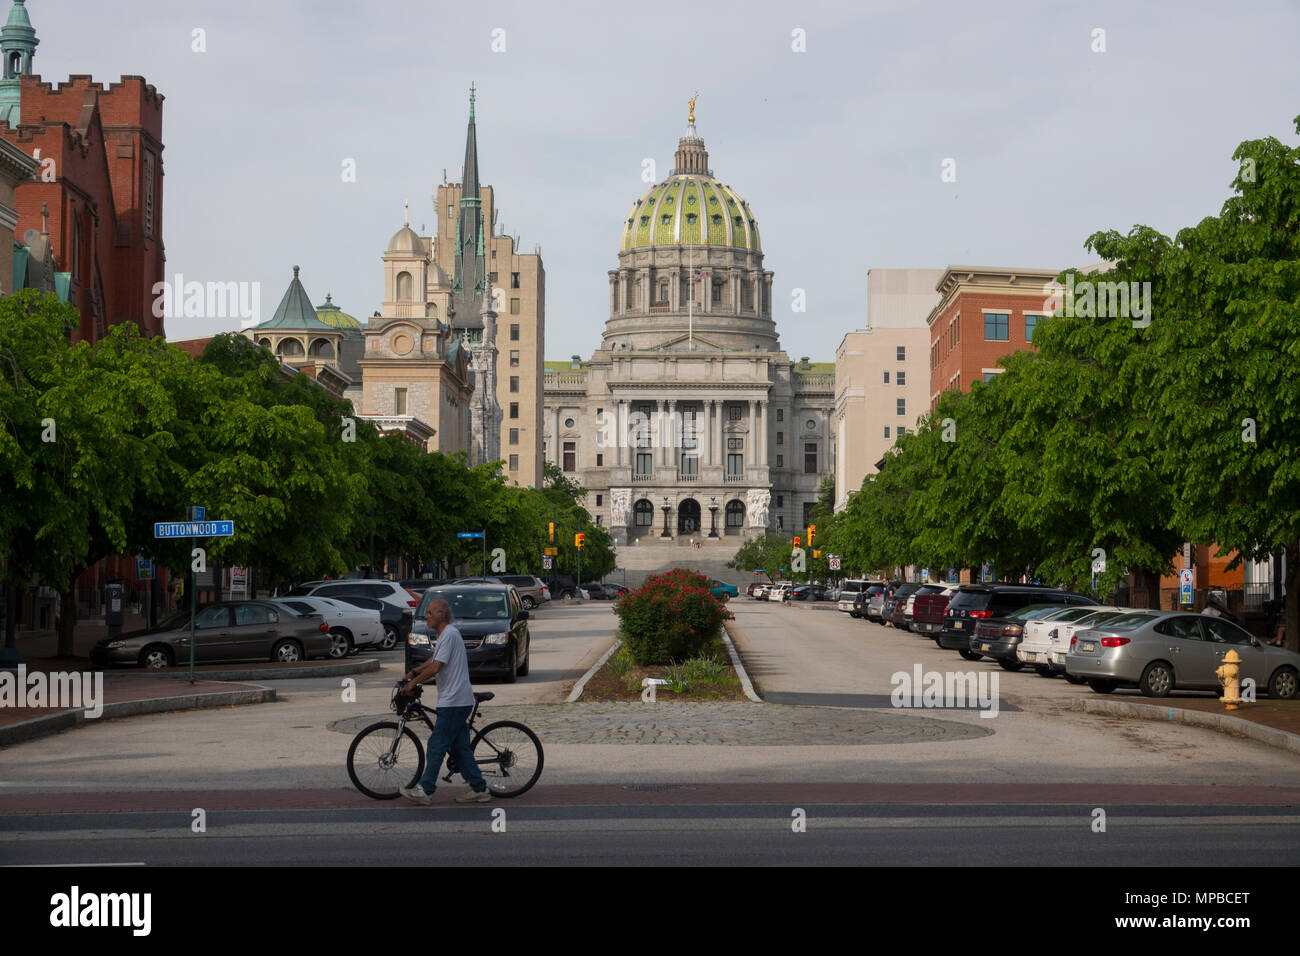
[315,293,361,331]
[621,174,760,253]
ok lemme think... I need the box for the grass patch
[582,633,748,702]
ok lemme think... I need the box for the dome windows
[686,193,696,205]
[712,214,722,225]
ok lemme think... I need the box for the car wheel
[139,645,173,669]
[1088,678,1118,694]
[501,644,518,683]
[522,596,536,610]
[272,640,303,664]
[378,624,399,651]
[517,643,530,677]
[328,629,353,660]
[1138,661,1174,698]
[1034,665,1054,678]
[998,659,1024,672]
[1064,674,1087,685]
[958,649,982,661]
[1268,667,1298,700]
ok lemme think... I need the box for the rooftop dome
[386,199,425,256]
[315,293,362,331]
[619,119,760,253]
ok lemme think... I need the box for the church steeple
[1,0,37,79]
[451,82,487,327]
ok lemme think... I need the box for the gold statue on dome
[688,91,698,124]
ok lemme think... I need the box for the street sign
[188,505,205,521]
[921,568,929,583]
[154,520,234,539]
[542,556,553,570]
[231,566,248,594]
[135,556,154,581]
[1180,568,1194,605]
[544,547,558,556]
[457,532,484,539]
[828,557,841,571]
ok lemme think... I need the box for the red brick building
[0,0,165,341]
[926,265,1059,411]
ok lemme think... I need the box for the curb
[0,684,277,748]
[91,658,382,681]
[721,622,763,703]
[566,640,621,702]
[1070,698,1300,757]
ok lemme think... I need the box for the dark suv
[938,584,1096,660]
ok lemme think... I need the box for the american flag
[693,268,705,281]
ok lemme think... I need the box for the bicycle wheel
[347,721,426,800]
[470,720,544,798]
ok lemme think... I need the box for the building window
[896,346,906,361]
[776,454,783,468]
[712,281,722,304]
[897,370,906,386]
[509,454,519,470]
[636,452,652,476]
[728,405,742,421]
[595,514,602,526]
[681,453,699,476]
[984,313,1009,341]
[803,502,815,526]
[727,437,743,450]
[511,272,520,289]
[727,453,743,475]
[725,500,744,528]
[489,272,498,285]
[143,151,156,238]
[804,443,817,474]
[984,372,999,383]
[396,271,413,301]
[897,398,906,415]
[596,453,603,466]
[510,324,520,341]
[634,499,654,526]
[510,350,520,367]
[510,402,519,419]
[563,441,576,472]
[510,376,519,393]
[1025,314,1040,342]
[776,408,783,422]
[511,299,521,314]
[509,428,519,445]
[898,425,908,436]
[596,494,603,507]
[884,426,890,438]
[883,371,889,384]
[394,388,407,415]
[776,431,783,446]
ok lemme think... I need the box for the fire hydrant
[1216,648,1242,710]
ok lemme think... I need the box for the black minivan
[938,584,1095,660]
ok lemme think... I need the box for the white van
[837,580,871,615]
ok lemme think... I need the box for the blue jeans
[415,706,486,794]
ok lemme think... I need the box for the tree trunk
[1286,541,1299,653]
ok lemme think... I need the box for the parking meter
[105,580,125,636]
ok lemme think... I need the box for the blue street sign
[189,505,206,521]
[457,532,484,539]
[154,520,234,539]
[136,556,154,580]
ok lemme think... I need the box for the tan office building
[834,269,942,511]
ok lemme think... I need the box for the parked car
[969,602,1079,669]
[1017,606,1128,675]
[605,583,629,599]
[399,578,447,601]
[548,575,582,600]
[888,583,924,629]
[452,576,506,585]
[267,596,384,658]
[789,584,831,602]
[1067,609,1300,699]
[866,585,894,621]
[709,580,739,601]
[768,583,793,603]
[323,593,411,651]
[292,579,419,615]
[938,584,1096,660]
[584,582,611,600]
[752,583,771,600]
[500,574,550,609]
[408,584,532,682]
[911,584,959,637]
[836,579,872,615]
[91,601,333,669]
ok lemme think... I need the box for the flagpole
[688,245,693,350]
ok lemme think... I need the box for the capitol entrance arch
[677,498,701,535]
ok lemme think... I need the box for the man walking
[398,598,490,805]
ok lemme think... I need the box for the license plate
[1024,652,1036,661]
[1081,642,1096,652]
[980,643,990,651]
[953,622,963,629]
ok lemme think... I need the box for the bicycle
[347,682,544,800]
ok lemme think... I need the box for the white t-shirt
[432,623,476,708]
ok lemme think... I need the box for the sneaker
[399,785,434,805]
[455,788,491,803]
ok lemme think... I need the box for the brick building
[0,0,165,342]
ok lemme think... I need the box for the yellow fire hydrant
[1216,649,1242,710]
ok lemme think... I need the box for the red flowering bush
[614,568,733,664]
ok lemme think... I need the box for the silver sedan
[269,596,384,658]
[1066,609,1300,699]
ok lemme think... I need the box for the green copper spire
[451,83,487,327]
[1,0,37,79]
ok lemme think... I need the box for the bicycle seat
[474,691,495,702]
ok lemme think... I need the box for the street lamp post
[661,497,672,538]
[708,496,719,538]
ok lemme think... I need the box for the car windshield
[1092,611,1160,632]
[418,589,512,620]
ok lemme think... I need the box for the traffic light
[813,550,822,559]
[793,536,801,549]
[548,522,555,543]
[575,533,585,549]
[808,524,816,547]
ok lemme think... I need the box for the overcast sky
[35,0,1300,360]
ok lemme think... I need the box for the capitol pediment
[651,333,727,352]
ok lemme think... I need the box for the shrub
[614,568,733,665]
